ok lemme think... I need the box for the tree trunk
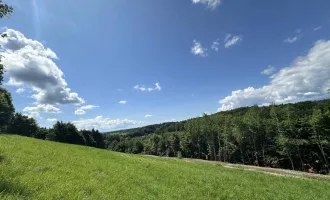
[286,149,295,170]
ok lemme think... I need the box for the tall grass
[1,134,329,200]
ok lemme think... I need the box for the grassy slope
[0,135,329,200]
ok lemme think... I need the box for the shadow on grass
[0,178,30,198]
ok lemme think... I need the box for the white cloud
[23,104,60,113]
[284,36,299,43]
[119,100,127,104]
[261,65,276,75]
[224,35,242,48]
[155,82,161,91]
[72,116,145,131]
[224,34,231,42]
[23,111,39,119]
[295,28,301,33]
[74,109,85,115]
[145,114,153,118]
[314,26,322,31]
[47,118,57,122]
[218,40,330,111]
[163,118,177,122]
[211,39,220,52]
[16,88,25,94]
[191,40,207,57]
[0,29,84,106]
[80,105,99,110]
[134,83,162,92]
[74,104,98,115]
[192,0,222,9]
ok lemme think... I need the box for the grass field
[1,135,330,200]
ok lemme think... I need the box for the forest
[104,99,330,174]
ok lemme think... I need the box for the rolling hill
[1,134,330,200]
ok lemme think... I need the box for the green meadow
[1,134,329,200]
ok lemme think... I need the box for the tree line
[104,100,330,174]
[0,88,104,148]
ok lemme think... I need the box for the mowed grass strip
[0,134,329,200]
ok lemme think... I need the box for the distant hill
[104,99,330,173]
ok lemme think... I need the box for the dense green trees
[105,99,330,174]
[0,0,13,84]
[0,1,13,132]
[0,87,14,132]
[7,113,38,137]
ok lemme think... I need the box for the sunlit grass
[0,134,329,200]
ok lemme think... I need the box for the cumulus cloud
[23,111,39,119]
[192,0,222,9]
[72,116,145,131]
[16,88,25,94]
[144,114,153,118]
[47,118,57,122]
[0,29,84,107]
[134,83,162,92]
[261,65,276,75]
[211,39,220,52]
[74,104,98,115]
[119,100,127,104]
[23,104,60,113]
[191,40,207,57]
[224,34,242,48]
[218,40,330,111]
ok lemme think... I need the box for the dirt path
[144,155,330,180]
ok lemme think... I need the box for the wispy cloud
[284,36,299,43]
[191,40,207,57]
[74,105,99,115]
[74,109,85,115]
[192,0,222,9]
[16,88,25,94]
[314,26,322,31]
[134,83,162,92]
[144,114,153,118]
[119,100,127,104]
[261,65,276,75]
[224,34,243,48]
[284,29,302,43]
[211,39,220,52]
[32,0,41,39]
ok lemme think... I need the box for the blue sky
[1,0,330,131]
